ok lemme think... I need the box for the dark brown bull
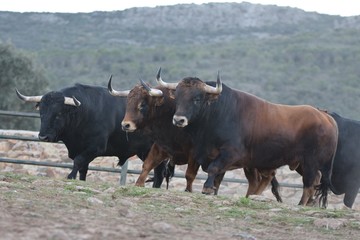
[109,77,203,192]
[111,70,283,201]
[159,72,338,207]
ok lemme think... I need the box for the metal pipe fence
[0,110,304,189]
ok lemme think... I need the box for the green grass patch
[222,207,256,218]
[113,186,152,197]
[3,172,37,183]
[234,197,274,210]
[63,183,95,197]
[271,214,314,226]
[349,221,360,230]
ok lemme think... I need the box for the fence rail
[0,109,304,190]
[0,110,39,118]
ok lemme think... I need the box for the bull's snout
[121,121,136,132]
[38,134,49,142]
[173,115,188,127]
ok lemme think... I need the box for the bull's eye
[138,102,146,111]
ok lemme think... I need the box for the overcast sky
[0,0,359,17]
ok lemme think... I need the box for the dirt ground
[1,130,360,239]
[0,172,360,240]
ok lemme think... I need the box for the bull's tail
[271,176,283,203]
[165,160,175,190]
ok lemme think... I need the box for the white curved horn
[155,67,178,90]
[107,75,130,97]
[64,96,81,106]
[15,89,42,102]
[203,71,222,94]
[140,79,163,97]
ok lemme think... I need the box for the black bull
[16,82,167,187]
[326,112,360,208]
[159,73,339,207]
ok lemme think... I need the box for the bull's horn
[155,67,178,90]
[140,79,163,97]
[15,89,42,102]
[64,96,81,106]
[107,75,130,96]
[203,71,222,94]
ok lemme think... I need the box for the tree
[0,43,49,130]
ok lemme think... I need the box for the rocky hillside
[0,2,358,51]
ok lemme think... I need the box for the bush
[0,43,49,130]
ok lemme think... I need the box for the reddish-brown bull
[159,72,338,207]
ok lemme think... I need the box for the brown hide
[122,84,199,192]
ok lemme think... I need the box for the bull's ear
[169,89,176,99]
[35,103,40,111]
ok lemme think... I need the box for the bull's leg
[202,175,217,195]
[299,188,313,206]
[202,149,240,195]
[343,187,359,209]
[67,165,78,180]
[79,163,90,181]
[293,164,317,206]
[67,159,90,181]
[299,167,320,206]
[68,145,105,181]
[152,161,167,188]
[253,169,276,195]
[244,168,261,197]
[184,157,200,192]
[68,156,90,180]
[135,143,169,187]
[213,173,225,195]
[304,170,321,206]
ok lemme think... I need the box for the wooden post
[119,160,128,185]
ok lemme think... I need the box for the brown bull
[159,72,338,207]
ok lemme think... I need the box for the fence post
[119,160,128,185]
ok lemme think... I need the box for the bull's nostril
[173,116,188,127]
[122,124,130,130]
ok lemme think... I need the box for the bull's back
[249,103,338,167]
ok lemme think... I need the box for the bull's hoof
[306,197,318,207]
[202,187,215,195]
[297,200,307,206]
[67,174,76,180]
[135,182,145,187]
